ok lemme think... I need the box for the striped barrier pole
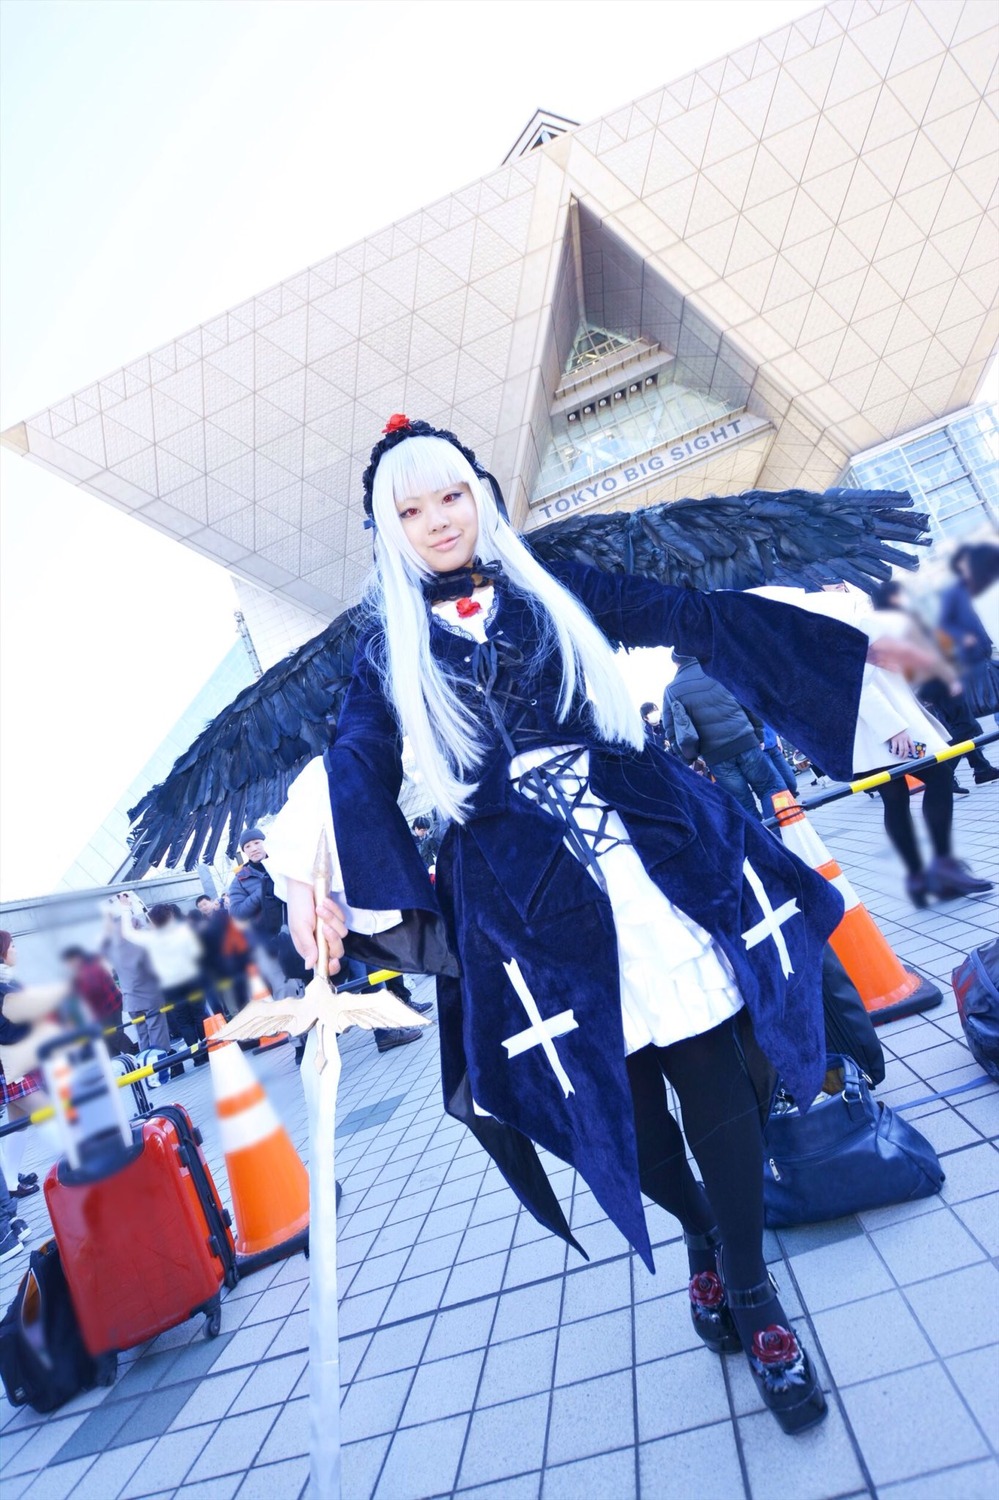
[763,730,999,829]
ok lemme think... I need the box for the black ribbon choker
[421,560,507,605]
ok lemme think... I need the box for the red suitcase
[45,1104,237,1356]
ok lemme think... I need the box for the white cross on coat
[741,858,800,979]
[501,958,579,1098]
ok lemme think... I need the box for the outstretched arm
[547,558,869,782]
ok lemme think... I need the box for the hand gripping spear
[216,832,430,1499]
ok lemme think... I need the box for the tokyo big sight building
[3,0,998,675]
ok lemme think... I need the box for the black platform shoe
[684,1229,741,1354]
[726,1275,827,1434]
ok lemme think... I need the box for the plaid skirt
[1,1068,43,1104]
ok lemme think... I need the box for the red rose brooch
[455,597,482,619]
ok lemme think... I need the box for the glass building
[847,404,999,544]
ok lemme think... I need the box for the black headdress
[361,414,509,527]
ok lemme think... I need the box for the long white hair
[367,435,644,822]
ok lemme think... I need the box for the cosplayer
[262,415,923,1437]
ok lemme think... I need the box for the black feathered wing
[126,606,365,876]
[527,487,929,593]
[127,487,929,874]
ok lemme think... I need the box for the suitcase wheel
[204,1307,222,1339]
[224,1264,239,1291]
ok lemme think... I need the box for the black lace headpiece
[361,414,509,528]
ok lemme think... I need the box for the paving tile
[877,1458,999,1500]
[952,1194,999,1255]
[339,1434,391,1500]
[120,1428,217,1497]
[870,1207,986,1284]
[546,1369,634,1466]
[635,1349,731,1442]
[373,1413,468,1500]
[839,1362,988,1485]
[478,1328,557,1407]
[339,1369,413,1443]
[560,1258,631,1324]
[553,1306,632,1386]
[442,1250,509,1305]
[491,1281,563,1344]
[458,1393,550,1488]
[169,1372,251,1432]
[938,1142,999,1204]
[950,1345,999,1447]
[502,1237,568,1289]
[786,1235,895,1312]
[16,1458,98,1500]
[49,1399,142,1464]
[67,1440,155,1500]
[259,1309,307,1359]
[638,1420,743,1500]
[184,1410,279,1483]
[381,1267,448,1322]
[178,1477,241,1499]
[459,1475,541,1500]
[400,1348,485,1426]
[457,1218,518,1263]
[812,1290,934,1385]
[228,1353,306,1414]
[633,1290,702,1365]
[424,1298,497,1361]
[738,1402,864,1500]
[253,1397,307,1465]
[341,1247,410,1297]
[206,1325,278,1376]
[337,1288,392,1339]
[541,1447,635,1499]
[234,1457,307,1500]
[355,1315,433,1379]
[112,1385,204,1447]
[903,1261,999,1355]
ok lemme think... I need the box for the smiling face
[396,482,479,573]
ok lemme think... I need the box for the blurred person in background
[60,945,128,1056]
[640,701,667,752]
[0,1168,30,1262]
[227,827,296,999]
[0,930,66,1198]
[117,898,209,1067]
[102,894,171,1051]
[410,815,441,873]
[663,652,785,819]
[873,580,999,792]
[761,724,798,795]
[753,584,993,907]
[940,543,999,722]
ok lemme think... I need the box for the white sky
[0,0,994,901]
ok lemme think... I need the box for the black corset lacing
[458,622,630,897]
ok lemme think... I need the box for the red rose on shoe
[688,1271,725,1308]
[383,413,411,434]
[455,597,482,618]
[751,1325,799,1366]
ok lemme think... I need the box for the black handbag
[763,1054,944,1229]
[0,1240,115,1412]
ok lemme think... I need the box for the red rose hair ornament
[382,413,411,435]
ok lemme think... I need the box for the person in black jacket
[663,653,785,819]
[227,828,293,998]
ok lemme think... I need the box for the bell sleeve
[315,637,459,977]
[546,558,869,783]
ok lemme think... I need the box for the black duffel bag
[0,1240,115,1412]
[763,1054,944,1229]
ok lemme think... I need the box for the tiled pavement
[2,775,997,1500]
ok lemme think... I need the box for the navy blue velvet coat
[327,562,868,1268]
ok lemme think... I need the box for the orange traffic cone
[245,964,288,1049]
[770,791,942,1024]
[206,1019,309,1273]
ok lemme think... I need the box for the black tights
[627,1018,767,1290]
[876,761,952,876]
